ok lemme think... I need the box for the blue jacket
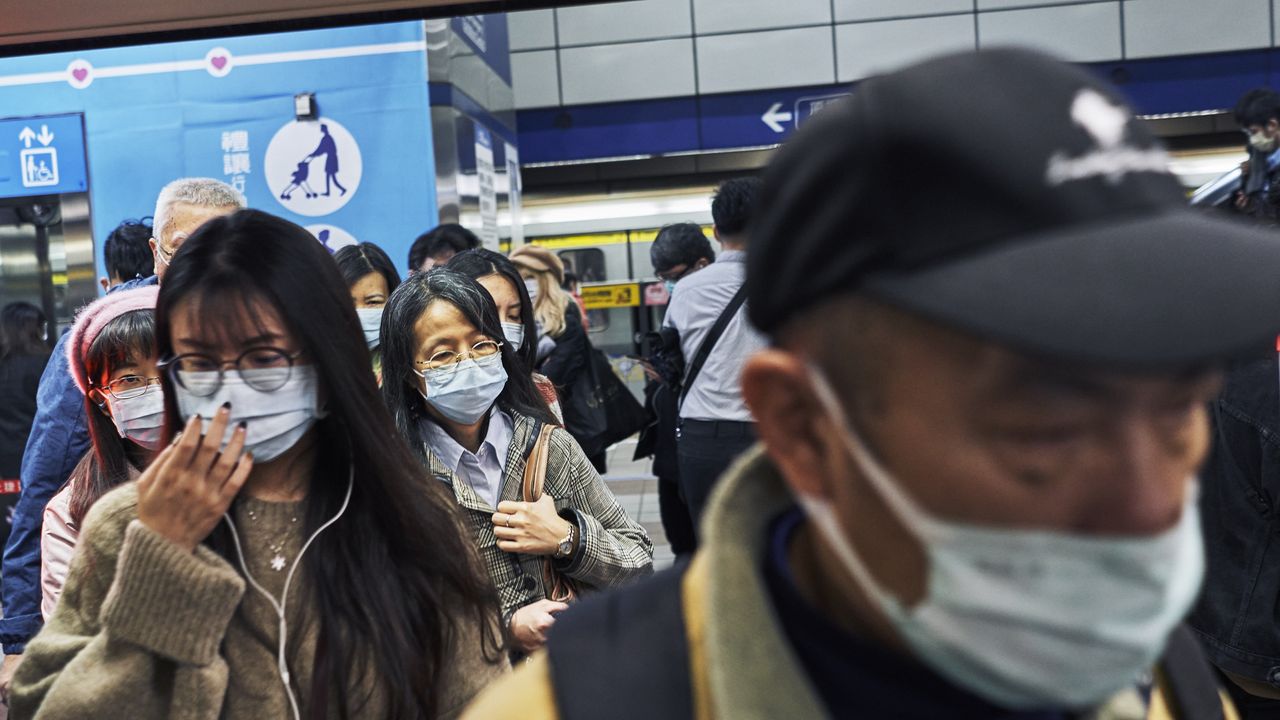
[0,275,157,653]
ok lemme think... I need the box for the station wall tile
[1125,0,1270,59]
[512,50,561,108]
[693,0,831,35]
[836,13,976,81]
[556,0,693,46]
[696,26,836,94]
[978,2,1122,62]
[833,0,973,23]
[560,38,697,104]
[508,10,557,51]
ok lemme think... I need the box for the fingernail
[192,414,201,422]
[221,401,231,410]
[237,421,247,430]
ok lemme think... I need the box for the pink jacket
[40,482,77,621]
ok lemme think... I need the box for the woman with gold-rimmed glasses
[381,269,653,657]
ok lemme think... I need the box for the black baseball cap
[748,47,1280,367]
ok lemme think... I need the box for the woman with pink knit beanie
[41,285,160,618]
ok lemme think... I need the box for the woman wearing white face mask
[381,270,653,655]
[446,248,563,423]
[43,285,163,619]
[334,242,401,386]
[12,211,507,719]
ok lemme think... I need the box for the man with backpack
[662,180,768,538]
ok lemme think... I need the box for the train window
[558,249,606,284]
[557,249,609,333]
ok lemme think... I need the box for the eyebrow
[176,332,284,350]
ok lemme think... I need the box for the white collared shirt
[421,409,514,509]
[664,250,768,422]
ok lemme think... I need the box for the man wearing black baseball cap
[463,47,1275,720]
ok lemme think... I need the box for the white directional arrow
[36,125,54,146]
[18,127,35,148]
[761,102,793,133]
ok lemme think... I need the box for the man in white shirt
[664,178,768,537]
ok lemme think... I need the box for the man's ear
[1268,118,1280,135]
[99,277,110,293]
[743,350,842,500]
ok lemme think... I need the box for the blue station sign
[0,113,88,199]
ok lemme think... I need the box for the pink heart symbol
[72,68,88,82]
[211,56,227,71]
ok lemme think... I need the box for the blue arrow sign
[0,113,88,199]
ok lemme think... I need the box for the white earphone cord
[224,463,355,720]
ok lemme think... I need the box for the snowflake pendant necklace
[246,506,299,572]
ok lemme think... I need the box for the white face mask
[175,366,322,463]
[104,385,166,451]
[799,366,1205,710]
[1250,130,1278,152]
[501,321,525,348]
[355,307,383,349]
[524,278,540,303]
[416,352,508,425]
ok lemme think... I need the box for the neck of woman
[242,428,317,502]
[434,409,491,455]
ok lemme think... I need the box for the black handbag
[564,348,647,458]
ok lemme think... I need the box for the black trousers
[676,419,756,539]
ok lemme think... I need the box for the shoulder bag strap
[1154,625,1226,720]
[522,421,555,502]
[679,285,748,408]
[520,421,576,602]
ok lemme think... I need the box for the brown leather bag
[522,423,578,603]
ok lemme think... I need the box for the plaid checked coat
[422,410,654,622]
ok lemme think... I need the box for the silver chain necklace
[245,506,300,571]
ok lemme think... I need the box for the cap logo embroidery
[1045,89,1168,186]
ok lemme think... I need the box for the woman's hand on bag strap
[493,495,573,556]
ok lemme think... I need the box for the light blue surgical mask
[416,352,508,425]
[175,366,321,463]
[524,279,540,303]
[501,321,525,348]
[355,307,383,349]
[664,279,678,295]
[799,366,1205,710]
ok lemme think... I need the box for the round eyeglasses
[99,375,162,400]
[414,340,502,378]
[160,347,304,397]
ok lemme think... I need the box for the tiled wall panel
[508,0,1280,109]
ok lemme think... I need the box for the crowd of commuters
[4,47,1280,720]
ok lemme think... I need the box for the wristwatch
[555,521,577,560]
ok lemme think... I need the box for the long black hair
[381,269,557,452]
[0,302,48,360]
[72,310,155,524]
[155,209,502,720]
[445,248,537,370]
[334,242,402,296]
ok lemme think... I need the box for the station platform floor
[599,438,675,571]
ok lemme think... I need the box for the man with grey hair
[148,177,247,278]
[0,178,244,700]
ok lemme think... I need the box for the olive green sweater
[11,483,507,718]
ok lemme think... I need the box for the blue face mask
[356,307,383,349]
[416,352,509,425]
[502,321,525,348]
[664,279,678,295]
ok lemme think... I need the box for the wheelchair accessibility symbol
[20,147,58,188]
